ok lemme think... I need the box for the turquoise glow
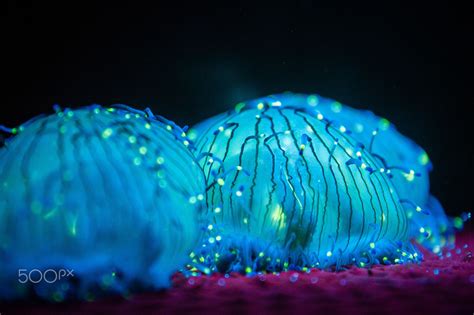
[190,95,429,274]
[215,93,454,252]
[0,105,206,300]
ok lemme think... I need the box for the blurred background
[2,2,472,218]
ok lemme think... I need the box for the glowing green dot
[243,217,248,224]
[156,157,165,164]
[307,95,319,106]
[379,118,390,130]
[214,207,221,213]
[189,196,197,204]
[216,235,222,241]
[259,252,264,257]
[369,242,375,249]
[326,251,332,257]
[11,128,18,134]
[128,136,137,144]
[158,179,167,188]
[453,217,463,229]
[102,128,113,139]
[166,125,172,131]
[133,157,142,166]
[145,123,151,129]
[188,130,197,140]
[418,152,430,166]
[331,102,342,113]
[245,267,252,274]
[257,102,264,110]
[207,224,213,230]
[235,102,246,113]
[217,178,225,186]
[139,146,147,155]
[208,237,215,244]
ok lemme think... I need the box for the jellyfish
[189,98,423,274]
[0,105,206,300]
[207,93,456,253]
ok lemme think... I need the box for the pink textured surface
[2,233,474,315]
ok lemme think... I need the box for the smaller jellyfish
[0,105,206,300]
[190,98,421,274]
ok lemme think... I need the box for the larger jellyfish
[190,99,423,274]
[210,93,455,252]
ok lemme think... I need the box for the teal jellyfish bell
[0,105,206,300]
[236,92,453,252]
[190,98,422,274]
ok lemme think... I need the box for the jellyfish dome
[190,98,422,274]
[208,93,453,252]
[0,105,206,300]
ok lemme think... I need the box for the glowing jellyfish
[0,105,206,300]
[210,93,456,252]
[190,99,422,274]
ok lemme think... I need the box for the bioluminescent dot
[0,105,206,300]
[190,97,424,274]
